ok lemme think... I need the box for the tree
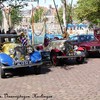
[55,7,63,24]
[75,0,100,25]
[56,4,73,24]
[61,0,67,27]
[10,6,22,27]
[0,0,29,28]
[31,7,44,23]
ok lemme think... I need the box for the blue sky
[24,0,78,10]
[3,0,78,10]
[38,0,78,7]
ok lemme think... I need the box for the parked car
[0,34,42,78]
[79,28,100,56]
[44,39,86,66]
[68,34,95,45]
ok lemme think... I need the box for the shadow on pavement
[7,66,51,78]
[5,59,89,79]
[62,58,87,65]
[60,60,85,70]
[88,53,100,58]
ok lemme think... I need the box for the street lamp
[43,17,48,33]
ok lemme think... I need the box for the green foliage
[75,0,100,25]
[31,8,44,23]
[10,7,22,27]
[0,0,27,27]
[56,4,73,24]
[0,9,3,26]
[55,7,63,23]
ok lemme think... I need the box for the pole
[8,7,11,29]
[52,0,63,34]
[44,17,47,33]
[31,5,34,45]
[62,0,69,38]
[70,0,73,24]
[63,0,67,29]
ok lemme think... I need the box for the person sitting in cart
[19,32,28,46]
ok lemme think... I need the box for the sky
[3,0,78,10]
[38,0,78,7]
[24,0,78,10]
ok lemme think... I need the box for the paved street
[0,57,100,100]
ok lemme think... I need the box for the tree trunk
[62,0,67,28]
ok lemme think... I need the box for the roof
[50,39,66,43]
[45,34,63,39]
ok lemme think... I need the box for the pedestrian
[62,27,69,39]
[6,28,10,34]
[1,29,5,34]
[0,28,1,34]
[20,32,28,46]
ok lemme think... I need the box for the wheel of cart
[50,52,61,66]
[0,67,13,78]
[82,47,89,57]
[0,68,6,78]
[76,57,85,64]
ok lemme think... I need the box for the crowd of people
[0,28,29,47]
[0,28,17,34]
[0,29,6,34]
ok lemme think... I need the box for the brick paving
[0,58,100,100]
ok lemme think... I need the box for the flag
[20,37,28,46]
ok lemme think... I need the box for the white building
[19,9,32,30]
